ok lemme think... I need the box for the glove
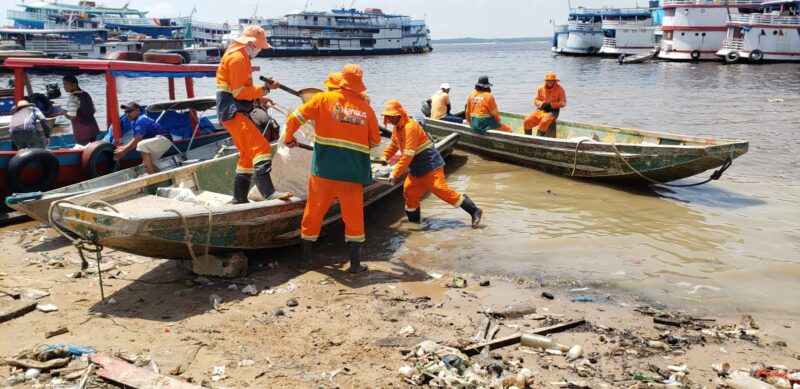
[388,176,397,185]
[541,102,552,112]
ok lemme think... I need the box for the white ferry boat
[555,7,606,55]
[255,8,432,57]
[659,0,764,61]
[599,6,659,56]
[717,0,800,62]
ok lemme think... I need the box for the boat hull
[53,133,459,258]
[422,113,748,184]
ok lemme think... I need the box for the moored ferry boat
[717,0,800,62]
[558,7,606,55]
[599,7,658,56]
[255,8,432,57]
[659,0,764,61]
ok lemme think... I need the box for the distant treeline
[431,37,550,44]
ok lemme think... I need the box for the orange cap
[339,64,366,93]
[381,99,407,117]
[544,73,559,81]
[234,25,271,49]
[324,72,342,89]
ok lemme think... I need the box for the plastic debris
[241,284,258,295]
[40,344,96,356]
[724,371,778,389]
[106,298,118,305]
[520,334,569,352]
[226,284,238,290]
[566,344,583,361]
[398,365,415,378]
[209,294,223,311]
[24,368,41,380]
[574,296,597,302]
[398,325,415,336]
[211,365,226,382]
[448,277,467,288]
[286,298,299,307]
[37,303,58,312]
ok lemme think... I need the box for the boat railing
[569,22,603,31]
[7,10,51,22]
[662,0,762,6]
[728,14,800,26]
[266,28,374,38]
[602,37,618,47]
[192,21,231,31]
[601,19,654,28]
[554,24,570,33]
[24,40,93,53]
[721,38,745,50]
[100,16,158,26]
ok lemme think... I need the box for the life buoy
[81,141,116,179]
[6,148,60,193]
[749,49,764,63]
[587,46,598,54]
[143,51,184,65]
[690,50,701,60]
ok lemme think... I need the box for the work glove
[541,102,552,112]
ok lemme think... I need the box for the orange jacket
[216,47,263,122]
[381,117,443,178]
[534,82,567,110]
[284,89,381,184]
[465,90,501,123]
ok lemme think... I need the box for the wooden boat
[6,136,237,224]
[0,58,242,210]
[422,112,748,184]
[618,46,660,64]
[49,133,460,258]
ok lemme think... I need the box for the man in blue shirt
[113,102,173,174]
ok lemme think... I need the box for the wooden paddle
[259,76,322,103]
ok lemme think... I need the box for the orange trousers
[301,175,365,243]
[523,110,556,132]
[403,167,463,210]
[221,112,271,174]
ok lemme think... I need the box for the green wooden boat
[48,133,460,259]
[422,112,748,184]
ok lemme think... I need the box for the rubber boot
[406,208,421,223]
[459,194,483,229]
[299,240,312,270]
[229,173,251,204]
[347,242,368,274]
[524,128,533,136]
[254,159,292,201]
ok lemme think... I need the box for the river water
[20,41,800,316]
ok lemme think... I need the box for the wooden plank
[0,298,36,323]
[91,354,202,389]
[462,318,586,356]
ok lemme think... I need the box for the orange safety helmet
[544,73,559,81]
[339,64,367,93]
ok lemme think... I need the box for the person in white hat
[9,100,50,149]
[429,83,462,123]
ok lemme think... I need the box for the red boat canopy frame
[3,58,259,143]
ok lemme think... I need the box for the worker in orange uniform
[380,100,483,228]
[523,73,567,137]
[216,25,289,204]
[465,76,512,133]
[284,64,381,274]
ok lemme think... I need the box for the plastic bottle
[725,371,779,389]
[520,334,569,352]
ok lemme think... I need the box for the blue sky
[2,0,645,39]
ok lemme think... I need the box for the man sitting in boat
[112,102,173,175]
[523,73,567,137]
[430,83,463,123]
[284,64,382,274]
[465,76,512,133]
[379,99,483,228]
[216,25,289,204]
[62,75,100,146]
[9,100,50,149]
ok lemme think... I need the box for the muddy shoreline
[1,222,798,388]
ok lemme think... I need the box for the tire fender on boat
[6,148,60,193]
[587,46,598,54]
[749,50,764,63]
[725,51,740,64]
[81,141,117,179]
[690,50,701,60]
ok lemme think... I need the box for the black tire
[749,49,764,63]
[690,50,701,60]
[7,148,60,193]
[725,51,740,64]
[81,141,116,178]
[28,93,53,116]
[587,46,598,54]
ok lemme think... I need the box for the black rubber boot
[229,173,251,204]
[347,242,368,274]
[406,208,421,223]
[459,194,483,229]
[524,128,533,136]
[254,159,291,200]
[299,240,312,270]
